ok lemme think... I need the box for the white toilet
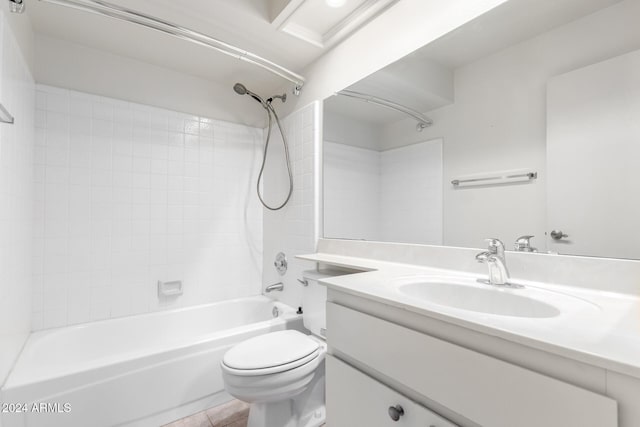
[221,270,334,427]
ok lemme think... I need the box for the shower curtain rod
[36,0,306,93]
[337,89,433,131]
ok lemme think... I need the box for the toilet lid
[223,330,320,371]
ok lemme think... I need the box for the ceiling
[325,0,622,126]
[273,0,400,49]
[24,0,394,97]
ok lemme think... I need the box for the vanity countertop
[298,252,640,379]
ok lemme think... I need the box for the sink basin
[396,278,562,318]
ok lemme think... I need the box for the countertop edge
[298,252,640,381]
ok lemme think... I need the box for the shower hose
[256,101,294,211]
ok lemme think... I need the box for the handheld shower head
[233,82,265,106]
[233,83,247,95]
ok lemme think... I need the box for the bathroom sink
[395,277,565,318]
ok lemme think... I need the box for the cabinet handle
[388,405,405,421]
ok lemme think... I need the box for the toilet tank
[302,270,345,338]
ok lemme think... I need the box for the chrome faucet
[476,238,511,286]
[265,282,284,293]
[514,235,537,252]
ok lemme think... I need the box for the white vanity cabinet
[327,355,458,427]
[326,301,618,427]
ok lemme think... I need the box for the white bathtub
[1,296,301,427]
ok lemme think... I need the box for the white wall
[0,10,34,386]
[323,110,382,150]
[4,5,33,72]
[35,35,266,128]
[33,85,263,330]
[380,0,640,251]
[262,101,320,310]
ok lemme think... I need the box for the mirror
[322,0,640,260]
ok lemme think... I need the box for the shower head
[233,83,248,96]
[233,82,265,106]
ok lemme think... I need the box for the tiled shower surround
[0,10,35,384]
[324,139,443,244]
[33,85,263,330]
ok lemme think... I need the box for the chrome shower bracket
[293,85,302,96]
[268,93,287,104]
[274,252,288,276]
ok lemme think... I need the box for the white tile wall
[263,102,320,309]
[33,85,263,330]
[324,141,380,240]
[323,138,443,245]
[380,140,443,244]
[0,11,35,385]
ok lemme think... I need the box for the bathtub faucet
[265,282,284,293]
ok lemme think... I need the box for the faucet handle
[515,235,537,252]
[484,238,505,255]
[475,251,491,263]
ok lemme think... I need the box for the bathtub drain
[272,306,279,318]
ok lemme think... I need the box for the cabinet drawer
[327,355,458,427]
[327,302,617,427]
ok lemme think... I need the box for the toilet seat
[222,330,320,376]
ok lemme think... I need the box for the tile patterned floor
[162,400,249,427]
[162,399,327,427]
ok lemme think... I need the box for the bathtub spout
[265,282,284,293]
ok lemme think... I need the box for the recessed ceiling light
[325,0,347,8]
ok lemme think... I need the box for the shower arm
[35,0,306,94]
[337,89,433,131]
